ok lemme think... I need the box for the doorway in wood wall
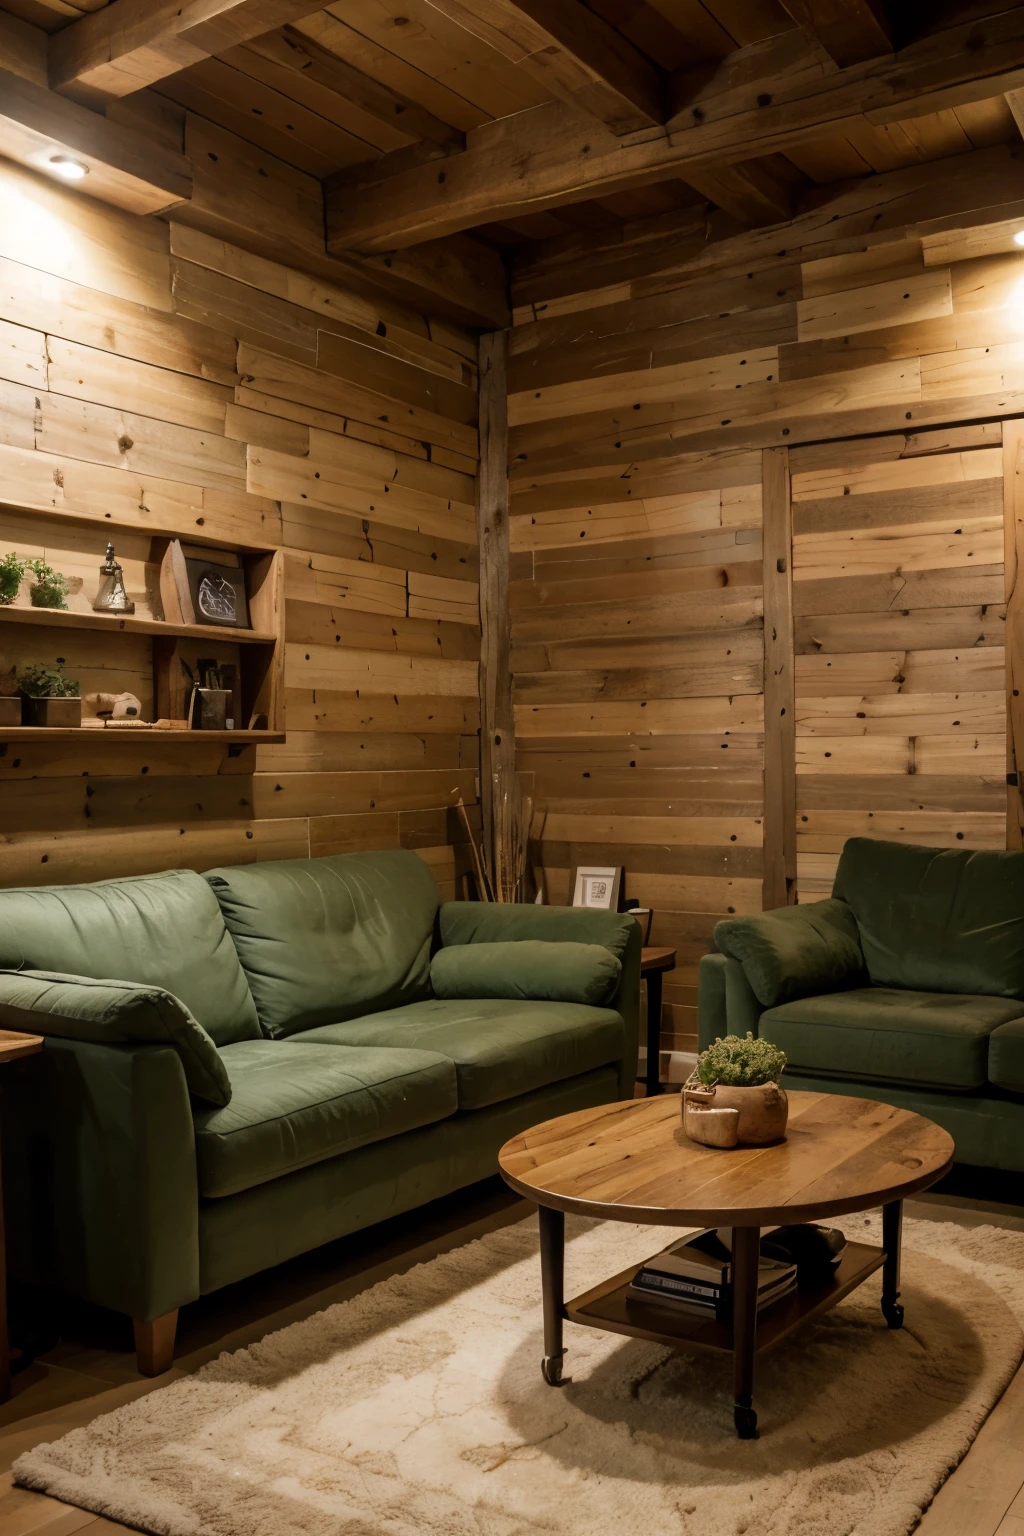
[781,420,1007,903]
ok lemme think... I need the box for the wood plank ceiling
[4,0,1022,297]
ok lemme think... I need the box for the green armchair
[699,837,1024,1172]
[0,852,640,1373]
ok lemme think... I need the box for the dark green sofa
[699,837,1024,1172]
[0,850,640,1372]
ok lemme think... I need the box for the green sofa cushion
[0,871,259,1047]
[205,851,439,1040]
[294,997,625,1111]
[439,901,636,965]
[194,1040,457,1198]
[431,940,621,1006]
[988,1019,1024,1094]
[0,969,231,1105]
[833,838,1024,998]
[713,899,866,1008]
[759,987,1024,1091]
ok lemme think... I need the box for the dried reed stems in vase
[456,772,533,903]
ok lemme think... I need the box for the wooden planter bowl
[682,1081,789,1147]
[22,696,82,728]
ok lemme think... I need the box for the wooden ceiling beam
[326,6,1024,252]
[49,0,328,102]
[508,141,1024,309]
[682,159,799,226]
[777,0,892,66]
[424,0,664,135]
[0,65,191,215]
[269,27,465,153]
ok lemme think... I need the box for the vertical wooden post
[477,330,514,875]
[761,445,796,911]
[1004,420,1024,850]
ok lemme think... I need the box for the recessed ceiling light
[47,155,88,181]
[1014,230,1024,247]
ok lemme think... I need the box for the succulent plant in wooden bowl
[685,1033,789,1147]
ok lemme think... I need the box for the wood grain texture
[498,1091,954,1226]
[1005,418,1024,848]
[762,446,796,910]
[0,155,479,891]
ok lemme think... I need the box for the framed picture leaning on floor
[568,865,622,911]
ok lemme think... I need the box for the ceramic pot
[711,1082,788,1145]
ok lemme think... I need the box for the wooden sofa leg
[133,1310,178,1376]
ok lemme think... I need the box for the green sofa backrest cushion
[833,837,1024,998]
[0,871,259,1046]
[431,940,622,1006]
[205,850,439,1038]
[714,899,866,1007]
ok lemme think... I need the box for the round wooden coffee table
[498,1090,954,1439]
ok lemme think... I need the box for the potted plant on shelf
[686,1033,789,1146]
[18,663,82,728]
[27,559,70,611]
[0,553,27,606]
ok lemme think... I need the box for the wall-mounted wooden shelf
[0,512,285,742]
[0,728,285,743]
[0,605,277,646]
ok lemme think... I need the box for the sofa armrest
[3,1035,200,1323]
[0,969,230,1106]
[712,899,866,1008]
[438,902,641,1099]
[698,954,763,1050]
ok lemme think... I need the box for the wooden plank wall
[509,226,1024,1055]
[791,427,1006,896]
[0,158,480,895]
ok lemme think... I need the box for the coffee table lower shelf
[566,1240,886,1357]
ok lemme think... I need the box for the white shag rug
[14,1211,1024,1536]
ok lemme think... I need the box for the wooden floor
[1,1181,1023,1535]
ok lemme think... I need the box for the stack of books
[627,1229,798,1323]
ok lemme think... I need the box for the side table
[639,946,676,1096]
[0,1029,44,1402]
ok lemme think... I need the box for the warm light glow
[46,155,88,182]
[1014,230,1024,247]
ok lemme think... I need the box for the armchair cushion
[713,899,866,1008]
[988,1019,1024,1095]
[295,998,625,1111]
[760,987,1024,1091]
[0,969,231,1105]
[431,940,621,1006]
[833,837,1024,998]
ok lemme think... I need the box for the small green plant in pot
[27,559,70,611]
[18,662,82,729]
[688,1033,789,1146]
[0,552,27,606]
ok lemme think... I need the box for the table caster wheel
[882,1299,904,1330]
[734,1405,759,1440]
[542,1354,566,1386]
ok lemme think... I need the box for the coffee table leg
[881,1199,904,1330]
[538,1204,567,1386]
[732,1225,760,1439]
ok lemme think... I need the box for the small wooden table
[499,1091,954,1439]
[0,1030,44,1402]
[639,945,675,1096]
